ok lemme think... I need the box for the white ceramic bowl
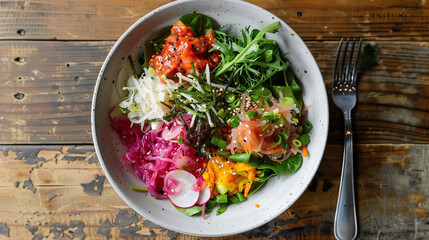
[91,0,328,237]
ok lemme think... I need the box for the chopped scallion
[229,99,241,108]
[216,194,228,204]
[292,139,302,147]
[227,115,240,128]
[273,135,282,145]
[251,95,261,102]
[225,93,236,103]
[304,120,313,132]
[130,186,148,192]
[236,192,247,202]
[218,108,226,118]
[298,134,311,146]
[297,125,303,134]
[265,96,273,107]
[211,136,227,149]
[280,142,288,150]
[292,118,299,124]
[229,195,239,204]
[246,111,259,119]
[280,132,288,140]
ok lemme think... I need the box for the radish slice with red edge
[165,170,200,208]
[161,124,184,140]
[163,175,182,195]
[192,176,205,192]
[196,187,211,205]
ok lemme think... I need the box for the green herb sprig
[213,22,290,91]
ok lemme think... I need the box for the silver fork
[332,37,362,240]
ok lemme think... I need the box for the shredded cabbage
[119,67,178,129]
[112,114,203,199]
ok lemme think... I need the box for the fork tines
[332,37,363,86]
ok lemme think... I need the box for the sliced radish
[163,175,182,195]
[161,124,184,140]
[196,187,211,205]
[165,170,200,208]
[192,176,205,192]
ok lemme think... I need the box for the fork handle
[334,110,358,240]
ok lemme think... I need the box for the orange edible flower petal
[244,182,251,197]
[302,146,308,157]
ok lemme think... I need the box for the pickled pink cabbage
[112,114,203,199]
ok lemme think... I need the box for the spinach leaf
[248,169,277,196]
[216,203,230,215]
[204,199,217,215]
[213,192,250,215]
[142,26,172,68]
[179,13,213,36]
[249,153,303,175]
[174,205,203,216]
[228,153,251,163]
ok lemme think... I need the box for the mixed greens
[112,13,312,217]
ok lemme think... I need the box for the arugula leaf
[179,13,213,36]
[214,22,290,91]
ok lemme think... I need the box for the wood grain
[1,41,428,144]
[308,41,429,144]
[0,144,428,239]
[0,41,113,144]
[0,0,428,41]
[1,1,427,239]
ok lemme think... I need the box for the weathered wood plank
[0,0,428,41]
[0,41,113,144]
[0,144,428,239]
[1,41,428,144]
[308,41,429,144]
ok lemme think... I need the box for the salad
[111,13,312,217]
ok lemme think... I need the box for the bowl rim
[91,0,329,236]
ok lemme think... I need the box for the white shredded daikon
[119,67,178,130]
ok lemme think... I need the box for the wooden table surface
[1,0,428,239]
